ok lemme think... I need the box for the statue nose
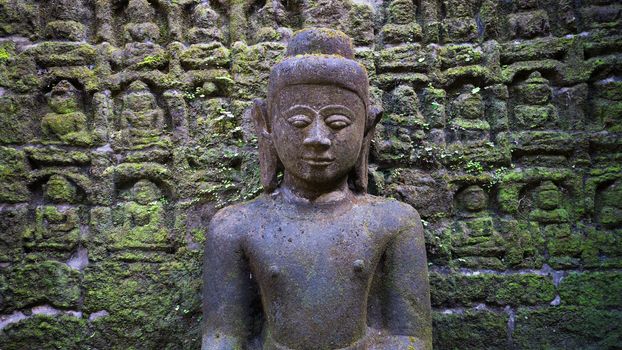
[303,120,331,150]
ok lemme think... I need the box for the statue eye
[325,115,351,130]
[287,115,312,128]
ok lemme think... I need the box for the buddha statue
[202,29,432,350]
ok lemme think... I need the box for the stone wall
[0,0,621,349]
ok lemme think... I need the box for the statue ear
[366,105,383,134]
[251,98,280,193]
[352,105,383,193]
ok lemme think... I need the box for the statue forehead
[275,84,365,109]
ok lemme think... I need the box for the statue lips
[301,156,335,166]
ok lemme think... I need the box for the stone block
[0,96,37,145]
[0,205,27,262]
[558,271,622,308]
[0,315,87,350]
[0,147,28,203]
[512,306,622,349]
[433,309,508,350]
[508,10,550,39]
[430,272,555,307]
[82,260,202,348]
[180,43,230,70]
[4,261,81,311]
[442,17,479,43]
[377,44,431,73]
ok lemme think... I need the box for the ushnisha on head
[252,28,382,194]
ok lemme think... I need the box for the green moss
[136,53,169,69]
[433,309,508,349]
[529,208,569,223]
[24,147,90,165]
[41,112,91,146]
[499,219,543,268]
[582,226,622,268]
[109,201,169,251]
[82,260,202,348]
[439,44,484,69]
[513,306,622,349]
[513,105,556,129]
[451,118,490,131]
[430,272,554,307]
[500,36,572,63]
[45,20,85,41]
[181,43,230,70]
[0,47,9,62]
[559,272,622,308]
[5,261,81,310]
[443,65,494,86]
[44,175,77,203]
[501,59,559,83]
[381,23,422,44]
[0,315,87,350]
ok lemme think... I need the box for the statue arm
[379,207,432,350]
[202,210,252,350]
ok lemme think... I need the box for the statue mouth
[302,157,335,166]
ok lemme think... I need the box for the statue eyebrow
[282,104,316,116]
[318,105,355,119]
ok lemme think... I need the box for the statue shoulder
[207,195,273,239]
[361,195,422,231]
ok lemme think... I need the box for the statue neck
[280,172,353,205]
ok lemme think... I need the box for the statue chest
[244,219,387,300]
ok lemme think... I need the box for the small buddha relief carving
[451,185,505,269]
[111,0,168,71]
[114,80,169,148]
[109,179,170,252]
[41,80,92,146]
[188,1,225,44]
[202,28,432,350]
[44,0,91,41]
[25,175,84,256]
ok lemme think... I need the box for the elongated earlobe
[251,98,281,192]
[352,106,383,193]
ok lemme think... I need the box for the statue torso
[234,193,414,350]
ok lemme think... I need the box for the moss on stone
[4,261,81,311]
[512,306,622,349]
[0,315,88,350]
[430,272,555,307]
[433,309,508,349]
[559,272,622,308]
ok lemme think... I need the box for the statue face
[272,84,366,187]
[460,185,488,211]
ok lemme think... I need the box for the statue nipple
[353,259,365,273]
[269,265,280,278]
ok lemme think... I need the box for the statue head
[534,180,561,210]
[44,174,79,204]
[130,179,161,205]
[252,28,382,193]
[457,185,488,212]
[49,80,80,114]
[124,80,157,112]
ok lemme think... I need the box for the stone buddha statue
[202,28,432,350]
